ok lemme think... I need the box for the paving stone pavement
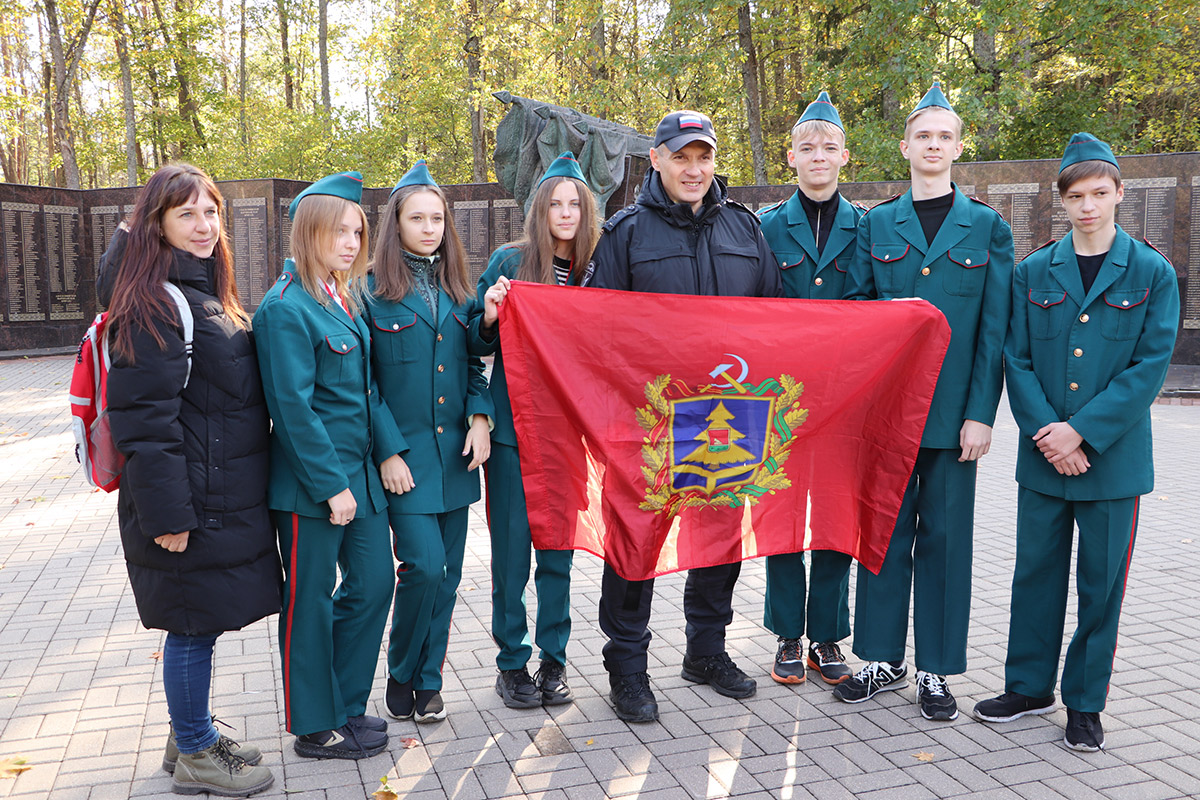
[2,354,1199,800]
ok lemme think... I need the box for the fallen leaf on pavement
[374,776,400,800]
[150,651,163,661]
[913,752,935,763]
[0,757,31,778]
[401,737,420,749]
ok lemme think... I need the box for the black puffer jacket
[586,170,782,297]
[105,233,282,635]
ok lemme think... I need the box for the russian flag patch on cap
[679,115,704,129]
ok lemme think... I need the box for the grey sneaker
[163,720,262,774]
[172,738,274,796]
[833,661,908,703]
[915,671,958,721]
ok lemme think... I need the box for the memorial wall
[3,151,1198,362]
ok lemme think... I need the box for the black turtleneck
[1077,251,1107,294]
[912,190,954,246]
[797,190,839,254]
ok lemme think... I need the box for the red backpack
[69,283,194,491]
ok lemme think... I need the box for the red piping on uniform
[1107,496,1139,699]
[283,513,300,729]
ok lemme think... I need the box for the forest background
[1,0,1197,191]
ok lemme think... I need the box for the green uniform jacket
[365,278,494,514]
[253,266,407,517]
[471,245,582,448]
[1005,227,1179,500]
[757,190,864,299]
[843,185,1014,448]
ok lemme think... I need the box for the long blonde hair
[514,176,599,285]
[290,194,370,316]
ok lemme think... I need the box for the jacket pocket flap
[372,313,417,333]
[712,241,759,258]
[948,248,989,268]
[452,312,468,329]
[1104,288,1149,309]
[780,253,806,270]
[1029,289,1066,308]
[325,334,359,353]
[871,243,909,262]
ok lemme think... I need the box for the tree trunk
[319,0,330,113]
[736,1,767,184]
[239,0,248,148]
[464,0,485,182]
[277,0,293,110]
[150,0,205,150]
[111,0,138,185]
[971,3,1000,159]
[43,0,101,189]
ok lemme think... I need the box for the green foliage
[0,0,1198,189]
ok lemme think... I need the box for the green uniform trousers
[486,443,573,670]
[763,550,852,642]
[1005,487,1139,712]
[387,506,468,691]
[852,447,976,674]
[274,469,393,736]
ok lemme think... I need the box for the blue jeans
[163,632,220,754]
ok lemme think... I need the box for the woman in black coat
[104,163,280,797]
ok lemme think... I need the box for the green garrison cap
[288,171,364,220]
[1059,133,1118,173]
[794,90,844,131]
[391,159,438,195]
[537,151,588,186]
[908,80,954,119]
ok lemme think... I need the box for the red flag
[500,282,950,581]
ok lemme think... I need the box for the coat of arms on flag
[638,373,807,513]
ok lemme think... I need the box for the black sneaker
[495,667,541,709]
[1064,708,1105,752]
[609,672,659,723]
[807,641,852,685]
[385,676,414,720]
[348,714,388,732]
[915,671,958,721]
[973,691,1056,723]
[534,659,573,706]
[294,724,387,760]
[681,651,757,699]
[770,638,806,685]
[833,661,908,703]
[414,690,446,724]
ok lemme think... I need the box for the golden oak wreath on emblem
[636,362,808,515]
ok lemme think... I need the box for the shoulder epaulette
[862,194,902,215]
[272,271,295,300]
[1141,237,1173,267]
[850,200,869,212]
[602,204,639,232]
[969,195,1002,215]
[1019,239,1057,263]
[756,198,786,218]
[724,199,758,218]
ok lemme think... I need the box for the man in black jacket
[586,110,782,722]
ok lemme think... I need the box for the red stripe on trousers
[283,513,300,730]
[1107,496,1139,698]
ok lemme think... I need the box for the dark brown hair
[513,176,599,285]
[107,163,246,360]
[1057,160,1122,195]
[371,185,470,305]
